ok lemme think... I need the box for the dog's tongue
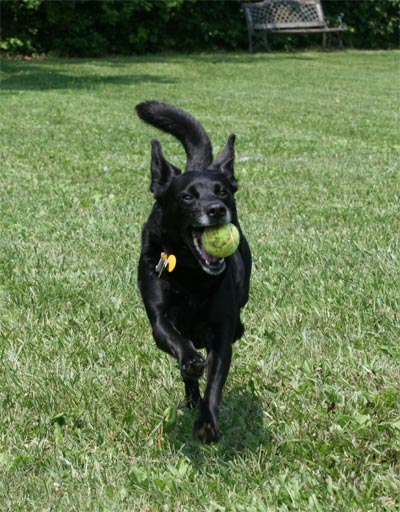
[193,229,220,264]
[200,245,220,264]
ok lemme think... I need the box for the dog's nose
[206,202,227,220]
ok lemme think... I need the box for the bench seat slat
[261,27,348,33]
[269,28,346,34]
[254,21,325,29]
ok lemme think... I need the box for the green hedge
[1,0,399,56]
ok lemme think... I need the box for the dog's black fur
[136,101,251,443]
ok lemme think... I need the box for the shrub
[1,0,399,56]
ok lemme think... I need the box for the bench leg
[248,29,254,53]
[338,33,344,50]
[248,29,271,53]
[323,33,336,50]
[263,30,271,52]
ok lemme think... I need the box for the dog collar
[155,252,176,277]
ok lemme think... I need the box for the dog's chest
[166,287,215,349]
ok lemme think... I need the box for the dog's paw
[180,352,206,380]
[194,418,221,444]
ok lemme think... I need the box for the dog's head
[150,134,239,275]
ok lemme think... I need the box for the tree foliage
[1,0,399,56]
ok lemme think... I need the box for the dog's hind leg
[184,378,201,409]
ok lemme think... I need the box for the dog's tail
[136,101,213,172]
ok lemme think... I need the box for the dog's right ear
[150,139,181,199]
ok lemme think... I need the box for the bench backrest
[243,0,326,30]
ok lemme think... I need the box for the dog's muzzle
[189,228,226,276]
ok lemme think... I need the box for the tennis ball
[202,223,240,258]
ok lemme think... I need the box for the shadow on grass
[1,52,314,91]
[1,63,177,91]
[167,385,270,465]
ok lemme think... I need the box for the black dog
[136,101,251,443]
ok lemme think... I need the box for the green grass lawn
[0,51,399,511]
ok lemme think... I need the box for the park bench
[242,0,347,52]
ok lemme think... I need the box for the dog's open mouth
[189,228,226,276]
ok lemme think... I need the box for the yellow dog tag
[160,252,177,274]
[166,254,176,272]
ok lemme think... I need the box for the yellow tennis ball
[202,223,240,258]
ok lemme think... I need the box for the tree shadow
[166,384,271,466]
[1,51,315,92]
[1,61,177,92]
[0,51,318,92]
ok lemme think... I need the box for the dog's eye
[181,193,193,202]
[218,189,228,198]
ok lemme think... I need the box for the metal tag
[155,257,168,278]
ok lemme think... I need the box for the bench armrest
[325,13,346,29]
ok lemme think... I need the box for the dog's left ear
[208,134,238,192]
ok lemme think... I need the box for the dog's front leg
[194,340,232,443]
[146,310,203,408]
[151,317,205,407]
[149,311,206,382]
[184,378,202,409]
